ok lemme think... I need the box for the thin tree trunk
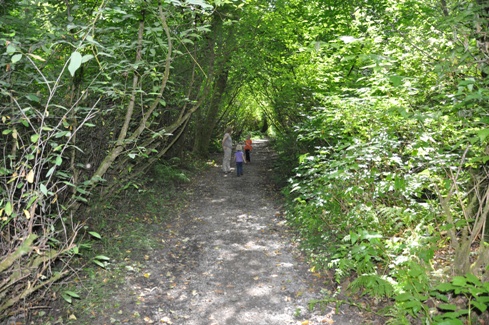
[88,4,172,189]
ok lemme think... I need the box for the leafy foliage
[3,0,489,323]
[270,0,489,323]
[433,274,489,321]
[0,0,215,319]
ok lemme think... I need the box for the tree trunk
[193,67,230,157]
[88,4,172,191]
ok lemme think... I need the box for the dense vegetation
[1,0,489,323]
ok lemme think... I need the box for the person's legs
[245,149,251,162]
[236,162,243,176]
[223,148,232,172]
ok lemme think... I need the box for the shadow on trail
[151,139,333,325]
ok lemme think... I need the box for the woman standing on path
[222,127,233,173]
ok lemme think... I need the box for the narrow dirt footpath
[131,139,357,325]
[30,139,371,325]
[152,139,327,324]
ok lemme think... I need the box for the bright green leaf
[64,290,80,298]
[4,201,12,216]
[46,166,56,177]
[452,276,467,286]
[74,196,88,203]
[61,293,73,304]
[477,129,489,143]
[465,273,481,286]
[76,187,87,194]
[26,94,40,102]
[88,231,101,239]
[94,255,110,261]
[11,54,22,63]
[390,75,403,87]
[30,133,39,143]
[438,303,457,311]
[395,293,412,302]
[93,259,106,268]
[435,320,464,325]
[40,184,48,196]
[186,0,213,9]
[6,44,16,54]
[68,51,82,77]
[472,300,487,312]
[81,54,94,63]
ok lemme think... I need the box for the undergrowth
[29,159,203,324]
[277,97,489,324]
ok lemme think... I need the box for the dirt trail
[128,139,358,325]
[137,139,332,325]
[24,139,373,325]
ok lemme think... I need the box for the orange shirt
[244,139,252,151]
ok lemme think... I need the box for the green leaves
[186,0,213,10]
[350,274,395,298]
[92,255,110,268]
[432,273,489,321]
[4,201,13,217]
[88,231,101,239]
[30,133,39,143]
[26,94,40,102]
[11,54,22,63]
[61,290,80,304]
[476,128,489,142]
[68,52,82,76]
[68,51,94,76]
[6,44,16,54]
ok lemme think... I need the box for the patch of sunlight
[279,262,294,268]
[211,198,227,203]
[246,284,272,297]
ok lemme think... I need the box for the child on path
[234,144,246,177]
[244,134,252,163]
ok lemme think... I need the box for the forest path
[32,139,375,325]
[138,138,334,325]
[120,138,366,325]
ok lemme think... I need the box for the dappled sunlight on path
[139,139,339,325]
[28,139,372,325]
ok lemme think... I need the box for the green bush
[279,93,488,322]
[152,161,190,183]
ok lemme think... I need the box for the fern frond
[377,206,402,220]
